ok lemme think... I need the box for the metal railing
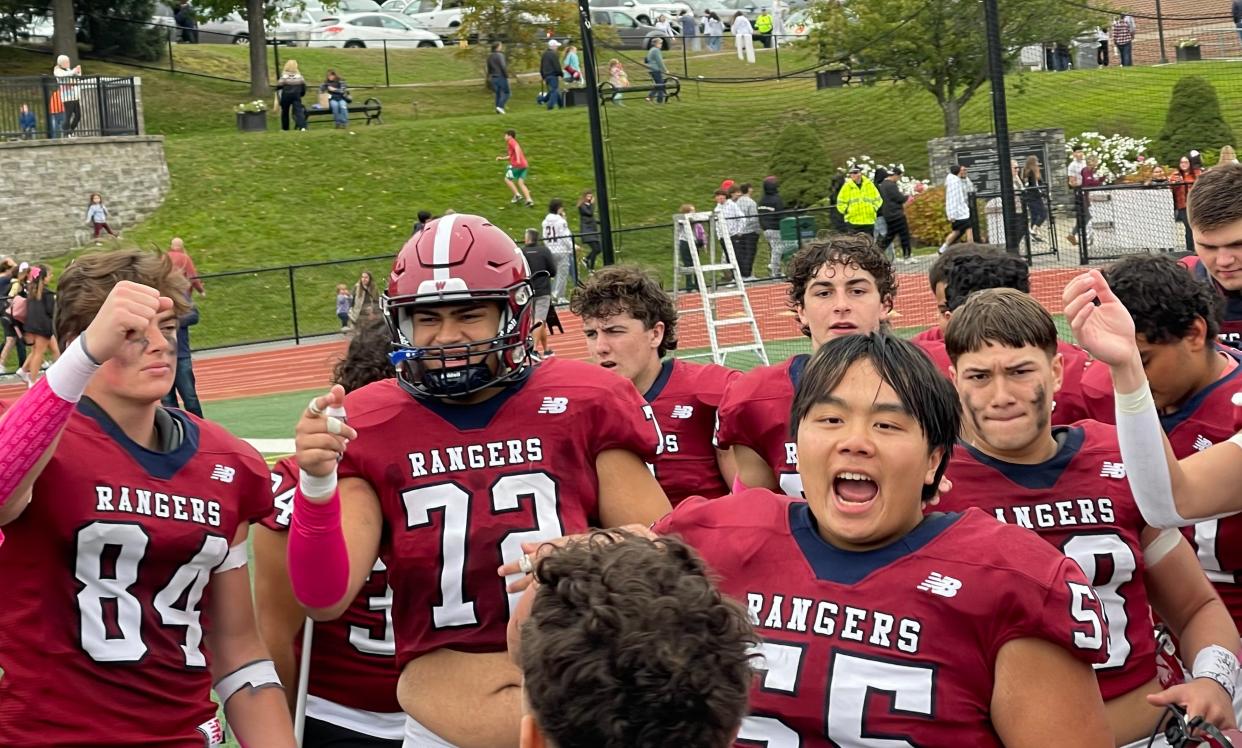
[1072,182,1191,264]
[0,74,140,139]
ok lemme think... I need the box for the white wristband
[299,469,338,499]
[45,335,101,403]
[1192,644,1239,700]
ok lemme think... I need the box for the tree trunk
[941,98,961,137]
[247,0,269,97]
[52,0,77,63]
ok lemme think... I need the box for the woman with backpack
[275,60,308,131]
[17,264,55,387]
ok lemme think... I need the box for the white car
[308,12,445,47]
[401,0,469,37]
[593,0,692,26]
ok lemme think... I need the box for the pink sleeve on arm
[0,377,76,510]
[286,486,351,609]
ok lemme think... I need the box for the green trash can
[778,215,816,258]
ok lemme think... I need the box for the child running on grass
[85,193,118,245]
[497,129,534,207]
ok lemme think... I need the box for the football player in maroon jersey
[0,250,296,747]
[1183,164,1242,350]
[716,234,896,495]
[1082,255,1242,631]
[255,316,404,747]
[288,214,671,748]
[911,242,978,344]
[510,531,754,748]
[938,288,1239,744]
[571,265,740,505]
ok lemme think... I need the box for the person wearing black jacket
[486,42,511,114]
[275,60,307,131]
[757,176,788,277]
[540,40,564,110]
[877,168,912,262]
[161,299,203,417]
[521,228,558,356]
[579,190,603,270]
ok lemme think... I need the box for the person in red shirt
[571,265,740,506]
[497,129,534,207]
[715,234,896,495]
[167,237,206,298]
[937,288,1239,743]
[1171,152,1204,254]
[0,250,295,747]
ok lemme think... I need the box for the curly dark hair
[1103,254,1222,344]
[786,234,896,337]
[332,314,396,393]
[521,531,756,748]
[569,265,679,356]
[927,242,998,294]
[942,246,1029,312]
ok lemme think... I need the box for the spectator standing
[486,42,511,114]
[0,260,25,376]
[607,58,630,105]
[85,192,118,244]
[654,14,673,36]
[542,199,575,303]
[716,187,745,284]
[320,69,350,129]
[1110,13,1135,67]
[1171,152,1203,253]
[757,176,789,277]
[53,55,81,137]
[835,165,881,237]
[754,8,773,48]
[1095,26,1109,66]
[335,283,352,332]
[1022,155,1048,243]
[675,203,704,291]
[939,164,975,252]
[735,183,761,280]
[174,0,199,43]
[644,36,668,104]
[705,12,723,51]
[17,265,55,388]
[349,270,380,325]
[166,237,205,297]
[498,129,534,206]
[161,297,203,417]
[878,168,913,263]
[275,60,307,131]
[1219,145,1238,166]
[18,104,35,139]
[680,10,699,52]
[520,228,558,356]
[771,0,787,41]
[48,89,63,139]
[1065,149,1089,246]
[578,190,603,270]
[732,13,755,63]
[541,40,564,110]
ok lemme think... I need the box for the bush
[905,186,952,247]
[1153,76,1235,164]
[769,121,833,209]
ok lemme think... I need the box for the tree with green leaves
[194,0,271,95]
[1154,75,1235,164]
[806,0,1100,136]
[458,0,606,72]
[768,120,833,208]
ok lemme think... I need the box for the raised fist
[81,281,173,364]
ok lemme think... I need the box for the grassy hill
[5,44,1239,347]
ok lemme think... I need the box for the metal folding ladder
[672,210,769,368]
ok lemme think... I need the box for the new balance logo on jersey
[917,572,962,598]
[1099,462,1126,479]
[671,405,694,419]
[538,397,569,414]
[1194,435,1214,452]
[210,465,236,483]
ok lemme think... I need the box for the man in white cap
[540,39,564,110]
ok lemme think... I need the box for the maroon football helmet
[383,214,536,398]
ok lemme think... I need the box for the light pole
[983,0,1020,253]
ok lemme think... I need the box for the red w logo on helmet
[434,280,448,291]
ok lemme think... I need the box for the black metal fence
[0,74,139,139]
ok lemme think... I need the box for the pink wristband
[0,376,76,507]
[287,485,350,609]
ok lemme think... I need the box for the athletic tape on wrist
[299,469,338,499]
[44,335,100,403]
[1142,528,1182,567]
[1114,381,1154,415]
[1192,645,1239,700]
[213,659,282,705]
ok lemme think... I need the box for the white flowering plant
[1066,132,1151,185]
[842,155,931,197]
[234,99,269,114]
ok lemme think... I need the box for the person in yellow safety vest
[836,165,882,236]
[755,9,773,47]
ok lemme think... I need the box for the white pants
[735,33,755,63]
[764,229,791,276]
[402,715,460,748]
[551,250,574,301]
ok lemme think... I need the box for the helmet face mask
[384,214,537,400]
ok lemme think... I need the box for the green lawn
[6,41,1234,349]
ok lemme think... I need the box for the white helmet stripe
[432,213,461,282]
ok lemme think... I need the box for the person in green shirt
[644,37,668,104]
[835,166,882,236]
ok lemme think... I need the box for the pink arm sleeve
[286,486,350,610]
[0,376,76,508]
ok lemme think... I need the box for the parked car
[308,12,444,47]
[400,0,468,37]
[590,9,672,49]
[591,0,691,26]
[380,0,418,10]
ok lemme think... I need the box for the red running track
[0,267,1084,403]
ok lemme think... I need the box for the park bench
[305,97,383,126]
[597,77,682,104]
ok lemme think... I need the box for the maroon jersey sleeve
[1079,357,1116,424]
[260,456,298,532]
[694,363,742,409]
[912,338,953,377]
[987,554,1109,668]
[1050,342,1094,426]
[586,371,662,462]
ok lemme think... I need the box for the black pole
[577,0,615,265]
[1154,0,1168,64]
[272,39,282,81]
[982,0,1019,253]
[288,265,301,344]
[383,40,390,87]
